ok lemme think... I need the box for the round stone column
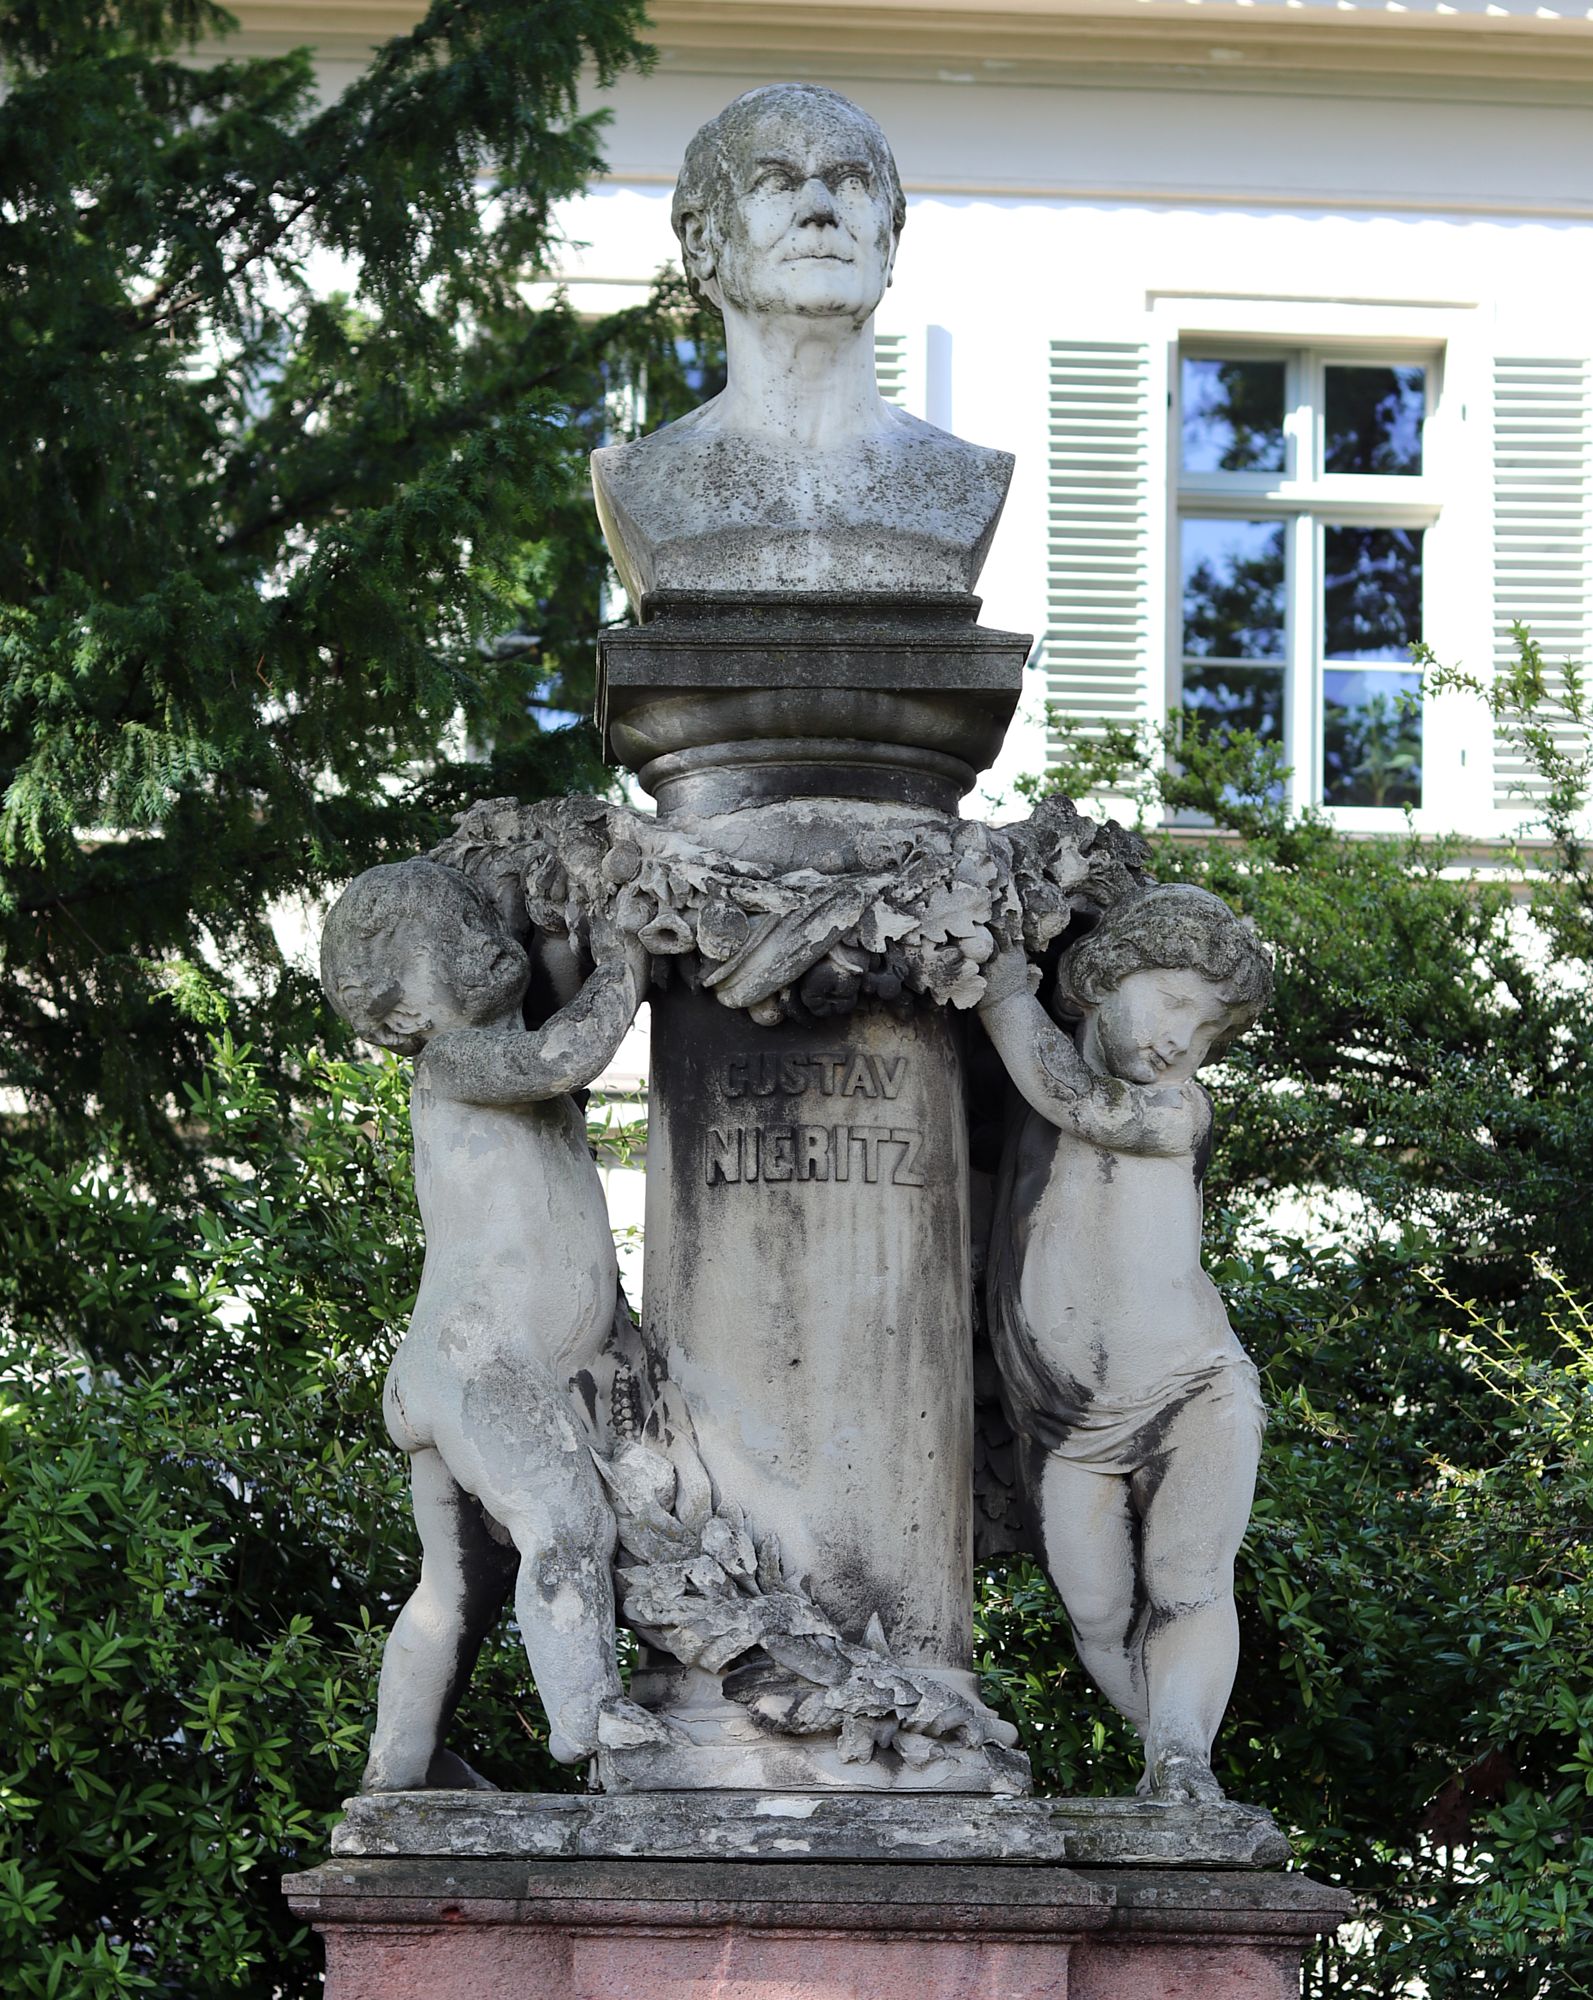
[643,980,973,1675]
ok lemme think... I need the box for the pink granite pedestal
[284,1854,1352,1999]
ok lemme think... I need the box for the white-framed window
[1172,347,1441,816]
[1047,305,1591,840]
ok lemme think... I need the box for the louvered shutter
[875,331,909,407]
[1490,357,1592,809]
[1044,341,1152,758]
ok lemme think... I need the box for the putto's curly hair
[1055,884,1273,1051]
[671,83,906,313]
[319,859,528,1055]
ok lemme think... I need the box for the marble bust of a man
[591,84,1014,602]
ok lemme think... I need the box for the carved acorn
[613,881,657,933]
[696,896,751,963]
[959,926,997,966]
[601,840,644,886]
[638,908,696,954]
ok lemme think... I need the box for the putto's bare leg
[1037,1454,1150,1735]
[362,1448,517,1793]
[1132,1398,1261,1802]
[449,1375,673,1766]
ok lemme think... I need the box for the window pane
[1323,526,1422,661]
[1181,359,1287,473]
[1182,662,1285,745]
[1182,518,1286,659]
[1323,669,1422,808]
[1323,365,1425,476]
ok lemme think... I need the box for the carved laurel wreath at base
[432,793,1148,1026]
[593,1370,1024,1776]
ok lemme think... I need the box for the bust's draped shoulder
[591,413,1014,602]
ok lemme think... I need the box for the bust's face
[703,98,896,324]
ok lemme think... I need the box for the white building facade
[240,0,1593,838]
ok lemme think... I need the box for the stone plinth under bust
[597,592,1030,814]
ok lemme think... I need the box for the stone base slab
[283,1854,1352,2000]
[330,1789,1292,1869]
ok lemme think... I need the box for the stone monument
[285,82,1350,1998]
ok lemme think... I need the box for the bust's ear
[679,209,723,308]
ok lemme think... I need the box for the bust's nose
[797,176,839,226]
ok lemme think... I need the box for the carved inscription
[707,1123,924,1187]
[704,1053,926,1188]
[722,1053,906,1101]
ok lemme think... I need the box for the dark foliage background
[0,0,721,1172]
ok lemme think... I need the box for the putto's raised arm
[977,948,1203,1159]
[418,942,647,1108]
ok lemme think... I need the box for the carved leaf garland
[592,1375,1026,1774]
[430,793,1150,1026]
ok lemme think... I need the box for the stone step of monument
[330,1790,1291,1870]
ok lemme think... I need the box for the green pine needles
[0,0,717,1168]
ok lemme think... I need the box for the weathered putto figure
[977,886,1273,1803]
[591,81,1012,598]
[319,859,664,1784]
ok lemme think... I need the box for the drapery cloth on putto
[984,1104,1265,1480]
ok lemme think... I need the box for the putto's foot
[359,1745,499,1794]
[594,1696,688,1752]
[550,1693,687,1765]
[1145,1750,1226,1804]
[359,1764,419,1795]
[425,1747,499,1792]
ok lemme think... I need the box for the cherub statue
[319,858,668,1786]
[976,884,1273,1802]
